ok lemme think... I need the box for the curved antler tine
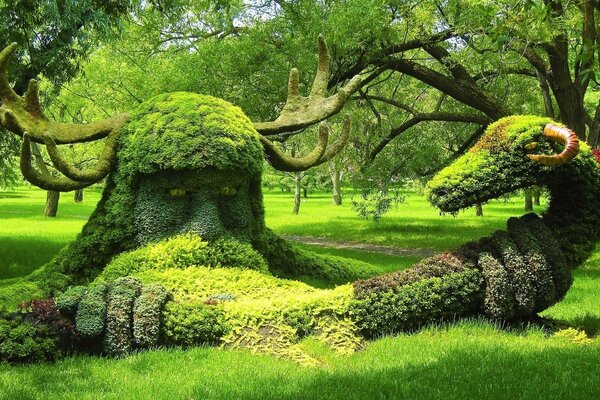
[0,43,19,102]
[310,35,330,97]
[21,133,91,191]
[0,108,21,132]
[288,68,300,98]
[44,130,118,183]
[339,75,362,101]
[24,79,44,117]
[313,114,351,166]
[0,43,129,145]
[260,126,329,172]
[253,36,361,136]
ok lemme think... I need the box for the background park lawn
[0,187,599,400]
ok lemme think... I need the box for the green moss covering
[427,115,555,212]
[120,92,264,176]
[34,93,267,282]
[98,234,270,282]
[478,252,516,320]
[4,92,600,363]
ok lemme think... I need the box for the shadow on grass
[0,191,26,199]
[3,331,597,400]
[0,237,65,279]
[235,345,600,400]
[275,216,507,250]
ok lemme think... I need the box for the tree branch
[368,112,490,162]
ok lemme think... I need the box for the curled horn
[528,124,580,167]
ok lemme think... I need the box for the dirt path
[283,235,438,258]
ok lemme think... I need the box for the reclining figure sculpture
[0,37,597,361]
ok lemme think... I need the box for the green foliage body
[75,283,108,338]
[353,115,600,337]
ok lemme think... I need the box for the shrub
[507,217,555,310]
[204,238,268,273]
[0,279,45,312]
[18,299,78,350]
[350,189,405,222]
[478,252,516,319]
[76,283,108,338]
[55,286,88,316]
[99,234,269,282]
[353,269,483,337]
[162,302,228,347]
[491,231,536,316]
[133,284,171,348]
[0,298,78,363]
[255,229,380,283]
[0,316,57,363]
[103,277,142,355]
[353,252,466,297]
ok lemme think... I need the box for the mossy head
[426,115,589,212]
[118,92,264,176]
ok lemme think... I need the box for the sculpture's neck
[543,162,600,267]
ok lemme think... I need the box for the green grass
[0,187,543,278]
[0,186,598,400]
[0,188,102,279]
[265,190,545,251]
[0,320,598,400]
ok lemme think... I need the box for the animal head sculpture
[0,37,359,245]
[426,115,589,213]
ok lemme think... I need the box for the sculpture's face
[134,169,261,244]
[111,92,266,245]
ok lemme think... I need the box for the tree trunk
[74,189,84,203]
[524,189,533,212]
[475,202,483,217]
[45,190,60,217]
[536,70,555,118]
[293,172,301,215]
[331,166,342,206]
[533,187,541,206]
[303,187,307,198]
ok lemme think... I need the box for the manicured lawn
[0,186,545,278]
[1,320,598,400]
[0,186,598,400]
[264,189,546,251]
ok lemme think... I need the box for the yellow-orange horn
[527,124,580,167]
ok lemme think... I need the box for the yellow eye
[219,187,238,196]
[524,142,538,151]
[169,188,187,197]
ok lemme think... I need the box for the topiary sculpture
[0,37,376,300]
[1,39,598,362]
[353,116,600,336]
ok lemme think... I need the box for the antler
[20,134,90,191]
[253,35,361,136]
[0,43,129,144]
[261,115,350,172]
[1,43,128,191]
